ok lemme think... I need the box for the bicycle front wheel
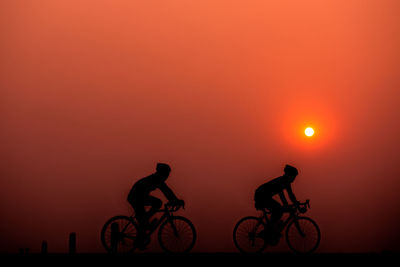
[233,216,267,253]
[101,215,138,253]
[286,216,320,253]
[158,216,196,253]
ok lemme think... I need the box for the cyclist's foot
[268,231,282,246]
[138,239,150,250]
[135,234,150,250]
[269,237,279,246]
[258,229,268,239]
[276,220,284,231]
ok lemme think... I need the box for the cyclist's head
[284,164,298,180]
[156,163,171,179]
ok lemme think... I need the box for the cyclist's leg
[254,196,264,211]
[129,200,150,249]
[263,198,284,245]
[266,199,283,224]
[131,195,161,227]
[264,198,284,235]
[253,196,270,238]
[145,196,162,219]
[129,198,147,229]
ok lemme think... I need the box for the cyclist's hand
[167,199,185,209]
[298,206,307,213]
[176,199,185,209]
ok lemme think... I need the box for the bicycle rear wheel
[286,216,320,253]
[101,215,138,253]
[233,216,267,253]
[158,216,196,253]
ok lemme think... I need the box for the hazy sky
[1,0,400,253]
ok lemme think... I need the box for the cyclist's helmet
[284,164,298,177]
[156,163,171,174]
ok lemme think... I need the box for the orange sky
[1,0,400,253]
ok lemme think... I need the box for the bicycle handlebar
[304,199,310,209]
[301,199,310,211]
[286,199,310,212]
[163,203,184,212]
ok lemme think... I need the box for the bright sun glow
[305,127,315,137]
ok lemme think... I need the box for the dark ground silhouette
[4,252,398,267]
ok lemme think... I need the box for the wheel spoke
[233,217,266,253]
[286,217,320,253]
[158,217,196,253]
[101,216,138,253]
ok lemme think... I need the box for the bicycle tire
[158,216,196,253]
[285,216,321,253]
[233,216,267,253]
[100,215,138,253]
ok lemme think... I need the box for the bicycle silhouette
[233,200,320,253]
[101,203,196,253]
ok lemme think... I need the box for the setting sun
[305,127,315,137]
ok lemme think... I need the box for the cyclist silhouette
[254,164,304,244]
[127,163,184,247]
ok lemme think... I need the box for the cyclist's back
[255,175,291,200]
[128,173,174,201]
[254,165,299,209]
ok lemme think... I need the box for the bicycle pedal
[269,238,280,246]
[135,236,150,250]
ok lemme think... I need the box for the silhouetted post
[69,232,76,255]
[110,222,119,254]
[41,241,48,254]
[25,248,29,254]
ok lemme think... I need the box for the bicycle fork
[167,216,180,237]
[293,218,306,237]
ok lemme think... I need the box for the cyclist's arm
[286,185,299,206]
[158,182,179,203]
[279,191,289,206]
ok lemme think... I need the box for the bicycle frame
[260,202,308,237]
[134,205,181,237]
[260,210,289,230]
